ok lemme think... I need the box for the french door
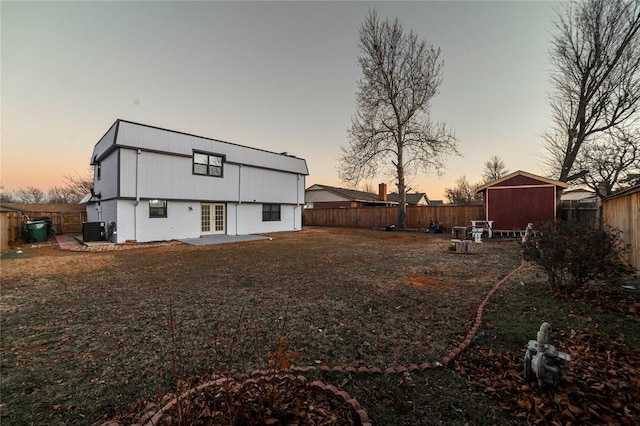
[201,203,225,235]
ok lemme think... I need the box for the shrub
[522,220,624,295]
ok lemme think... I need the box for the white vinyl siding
[240,168,302,204]
[119,150,239,201]
[117,150,306,205]
[234,203,300,234]
[114,200,199,243]
[93,149,119,200]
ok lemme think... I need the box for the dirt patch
[0,246,116,280]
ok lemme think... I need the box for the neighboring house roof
[561,188,598,201]
[387,192,429,205]
[305,184,392,203]
[476,170,569,193]
[305,185,432,205]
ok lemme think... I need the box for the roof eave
[476,170,569,193]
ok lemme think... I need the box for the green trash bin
[27,221,48,242]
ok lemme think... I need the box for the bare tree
[60,171,93,203]
[47,186,73,203]
[360,182,376,194]
[575,129,640,196]
[0,184,16,203]
[482,155,509,183]
[445,176,483,205]
[14,186,46,204]
[543,0,640,183]
[339,9,458,228]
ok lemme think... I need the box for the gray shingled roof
[387,192,428,204]
[307,185,394,203]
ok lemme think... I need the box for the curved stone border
[441,258,525,366]
[137,374,371,426]
[256,258,524,373]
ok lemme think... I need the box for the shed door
[201,203,225,235]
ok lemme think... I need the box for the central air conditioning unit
[82,221,106,242]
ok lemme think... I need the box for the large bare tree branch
[544,0,640,183]
[576,128,640,195]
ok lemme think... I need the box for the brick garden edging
[440,257,525,366]
[257,257,525,375]
[136,374,371,426]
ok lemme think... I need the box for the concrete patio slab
[179,234,271,246]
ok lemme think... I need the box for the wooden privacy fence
[1,211,22,251]
[561,201,600,227]
[24,211,87,235]
[303,205,485,230]
[602,186,639,275]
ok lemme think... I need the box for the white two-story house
[85,120,308,243]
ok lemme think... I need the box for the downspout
[134,149,141,241]
[236,164,242,235]
[295,174,300,229]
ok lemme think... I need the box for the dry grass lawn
[2,227,637,425]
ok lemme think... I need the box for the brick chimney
[378,183,387,201]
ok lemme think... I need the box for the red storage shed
[476,170,568,231]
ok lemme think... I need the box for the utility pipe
[134,149,141,241]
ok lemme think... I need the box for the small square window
[149,200,167,218]
[262,204,281,221]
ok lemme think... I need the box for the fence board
[24,211,87,234]
[1,211,22,251]
[602,188,639,275]
[303,205,484,230]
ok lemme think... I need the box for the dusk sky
[1,1,558,201]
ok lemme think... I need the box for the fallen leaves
[153,375,361,425]
[456,330,640,425]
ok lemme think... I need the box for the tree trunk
[396,141,407,229]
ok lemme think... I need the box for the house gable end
[477,170,568,193]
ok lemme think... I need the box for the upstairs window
[149,200,167,218]
[193,151,224,177]
[262,204,281,221]
[96,162,101,181]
